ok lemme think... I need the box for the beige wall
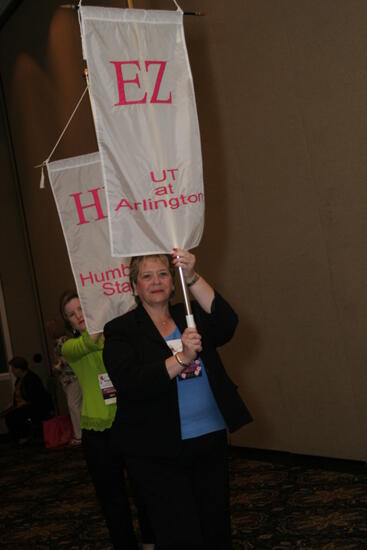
[0,61,51,416]
[1,0,366,459]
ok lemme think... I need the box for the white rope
[36,85,88,188]
[172,0,183,12]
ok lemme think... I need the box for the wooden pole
[127,0,134,7]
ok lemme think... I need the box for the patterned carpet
[0,438,366,549]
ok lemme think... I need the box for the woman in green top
[60,290,154,550]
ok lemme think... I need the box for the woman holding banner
[103,248,252,549]
[60,291,154,550]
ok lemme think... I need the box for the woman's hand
[171,248,196,283]
[181,327,202,364]
[165,327,202,380]
[171,247,215,313]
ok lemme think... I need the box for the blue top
[165,326,226,440]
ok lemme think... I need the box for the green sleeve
[61,332,103,363]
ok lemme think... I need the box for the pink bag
[43,415,73,448]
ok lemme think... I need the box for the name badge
[98,373,117,405]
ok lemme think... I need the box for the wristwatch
[187,272,200,287]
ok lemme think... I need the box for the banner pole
[177,266,196,328]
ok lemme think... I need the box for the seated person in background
[4,356,53,444]
[47,318,82,446]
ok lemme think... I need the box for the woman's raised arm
[171,248,214,313]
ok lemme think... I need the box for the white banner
[79,6,204,256]
[47,153,135,334]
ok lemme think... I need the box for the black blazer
[103,291,252,457]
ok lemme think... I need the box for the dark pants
[82,428,154,550]
[126,429,232,550]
